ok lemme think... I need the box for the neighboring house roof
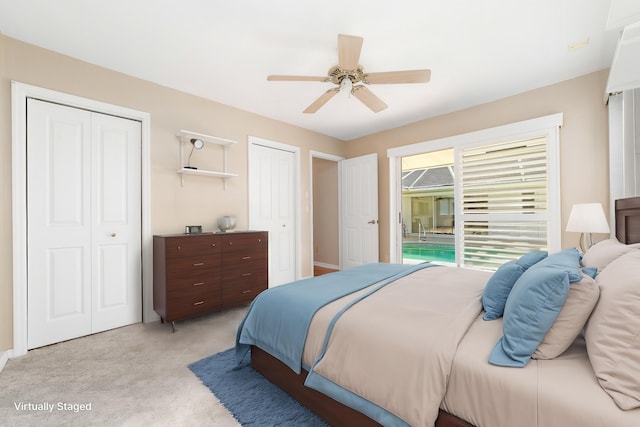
[402,166,454,190]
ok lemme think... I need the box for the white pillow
[584,249,640,410]
[581,238,640,272]
[533,271,599,360]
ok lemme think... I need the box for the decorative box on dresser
[153,231,268,331]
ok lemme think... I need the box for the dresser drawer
[223,257,267,282]
[222,232,267,252]
[222,282,266,307]
[163,234,222,258]
[166,256,221,280]
[165,292,222,321]
[222,250,266,268]
[166,272,221,296]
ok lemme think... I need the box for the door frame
[11,81,152,357]
[309,150,344,273]
[247,135,301,282]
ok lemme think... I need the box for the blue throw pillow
[488,248,581,367]
[482,251,547,320]
[581,266,598,278]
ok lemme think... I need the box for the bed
[236,196,640,427]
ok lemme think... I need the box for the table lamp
[566,203,610,253]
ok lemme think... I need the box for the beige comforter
[303,266,492,426]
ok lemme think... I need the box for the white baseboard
[313,261,340,270]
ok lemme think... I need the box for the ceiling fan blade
[267,75,328,82]
[338,34,363,70]
[364,69,431,84]
[352,85,388,113]
[303,88,340,114]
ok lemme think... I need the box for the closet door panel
[91,113,142,332]
[27,99,92,349]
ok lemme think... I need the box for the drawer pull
[212,243,216,247]
[242,256,252,260]
[241,290,252,294]
[194,301,204,306]
[193,282,204,287]
[242,273,252,277]
[177,245,182,251]
[193,262,205,267]
[228,241,233,246]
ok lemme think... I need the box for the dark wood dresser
[153,230,268,331]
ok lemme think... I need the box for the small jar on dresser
[153,230,268,331]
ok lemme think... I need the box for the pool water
[402,243,455,263]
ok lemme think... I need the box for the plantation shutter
[459,136,549,269]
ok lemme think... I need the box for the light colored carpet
[0,307,249,427]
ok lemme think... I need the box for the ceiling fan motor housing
[328,65,366,86]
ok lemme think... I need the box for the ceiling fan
[267,34,431,114]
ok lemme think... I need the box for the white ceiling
[0,0,621,141]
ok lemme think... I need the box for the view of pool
[402,242,455,263]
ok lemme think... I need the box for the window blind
[459,136,549,269]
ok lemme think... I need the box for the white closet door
[27,99,141,349]
[91,113,141,332]
[249,143,296,287]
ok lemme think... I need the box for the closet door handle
[192,282,204,287]
[242,256,252,260]
[193,262,204,267]
[193,301,204,306]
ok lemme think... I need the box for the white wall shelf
[177,130,238,189]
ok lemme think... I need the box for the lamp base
[579,232,593,254]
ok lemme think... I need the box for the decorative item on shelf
[184,138,204,170]
[217,216,237,232]
[566,203,610,253]
[185,225,203,234]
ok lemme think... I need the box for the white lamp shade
[566,203,610,233]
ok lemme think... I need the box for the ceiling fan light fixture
[340,77,353,96]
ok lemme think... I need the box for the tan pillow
[533,272,599,359]
[584,249,640,410]
[581,238,640,272]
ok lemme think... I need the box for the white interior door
[340,153,379,269]
[249,142,296,287]
[27,99,141,349]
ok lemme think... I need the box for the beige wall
[0,36,344,351]
[345,70,610,262]
[312,157,339,266]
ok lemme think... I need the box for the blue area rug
[189,348,328,427]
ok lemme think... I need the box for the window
[388,114,562,270]
[459,136,549,268]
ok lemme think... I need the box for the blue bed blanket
[235,262,431,374]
